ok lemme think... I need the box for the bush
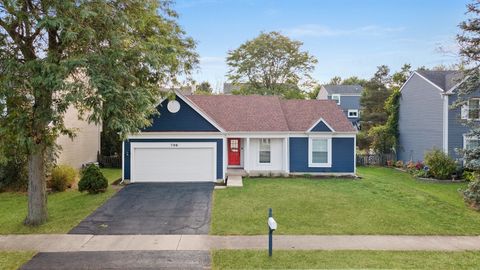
[395,160,404,168]
[424,149,457,180]
[412,169,429,178]
[386,160,394,167]
[78,164,108,194]
[463,171,478,182]
[49,165,78,192]
[463,180,480,211]
[406,161,416,171]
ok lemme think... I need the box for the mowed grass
[212,250,480,269]
[0,168,121,234]
[211,167,480,235]
[0,251,35,270]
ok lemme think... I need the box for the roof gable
[309,118,334,132]
[142,97,220,132]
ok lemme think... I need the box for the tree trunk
[24,146,48,226]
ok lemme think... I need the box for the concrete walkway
[2,234,480,252]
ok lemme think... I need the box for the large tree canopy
[0,0,198,225]
[455,0,480,170]
[226,31,317,99]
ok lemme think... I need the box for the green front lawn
[0,251,36,270]
[212,250,480,269]
[211,167,480,235]
[0,168,121,234]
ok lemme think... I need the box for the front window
[331,94,341,105]
[348,109,359,118]
[309,138,331,167]
[469,99,480,120]
[259,138,271,163]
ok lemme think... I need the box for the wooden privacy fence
[356,153,396,166]
[98,153,121,168]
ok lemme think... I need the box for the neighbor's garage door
[130,142,216,182]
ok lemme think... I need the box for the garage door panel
[132,144,215,182]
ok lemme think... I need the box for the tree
[195,81,213,95]
[391,64,412,88]
[0,0,198,225]
[341,76,368,86]
[328,76,342,85]
[360,66,393,132]
[455,0,480,171]
[226,31,317,99]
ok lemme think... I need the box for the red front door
[228,138,241,166]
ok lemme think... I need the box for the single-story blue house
[122,93,357,182]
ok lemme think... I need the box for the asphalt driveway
[69,182,214,235]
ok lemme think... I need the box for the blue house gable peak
[308,118,335,132]
[142,95,223,132]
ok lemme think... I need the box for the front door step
[227,175,243,187]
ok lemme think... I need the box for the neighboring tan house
[397,70,478,163]
[56,106,101,169]
[317,85,363,129]
[122,92,357,183]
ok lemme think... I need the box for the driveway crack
[176,235,183,250]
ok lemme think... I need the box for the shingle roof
[324,85,363,95]
[186,95,355,132]
[416,70,460,91]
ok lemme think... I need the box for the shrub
[415,161,424,170]
[386,160,394,167]
[463,171,478,182]
[424,149,457,180]
[406,161,416,171]
[463,180,480,211]
[78,164,108,194]
[395,160,404,168]
[49,165,78,192]
[413,169,429,178]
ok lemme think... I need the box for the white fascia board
[128,131,357,139]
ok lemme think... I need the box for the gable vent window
[331,94,341,105]
[259,138,271,164]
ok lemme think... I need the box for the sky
[174,0,470,91]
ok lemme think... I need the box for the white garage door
[131,142,216,182]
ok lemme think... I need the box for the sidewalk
[2,234,480,252]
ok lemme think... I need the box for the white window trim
[308,136,332,168]
[347,109,359,118]
[259,138,271,164]
[331,94,341,105]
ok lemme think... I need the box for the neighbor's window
[348,109,359,118]
[259,138,271,163]
[469,99,480,120]
[465,136,480,150]
[312,139,329,164]
[331,94,341,105]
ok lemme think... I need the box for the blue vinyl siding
[289,137,355,173]
[123,138,223,180]
[310,120,333,132]
[142,97,219,132]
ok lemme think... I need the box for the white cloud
[285,24,405,38]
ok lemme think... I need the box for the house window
[465,136,480,150]
[469,99,480,120]
[259,138,271,164]
[309,138,332,167]
[348,109,359,118]
[331,94,341,105]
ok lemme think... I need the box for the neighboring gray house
[317,85,363,129]
[397,70,479,162]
